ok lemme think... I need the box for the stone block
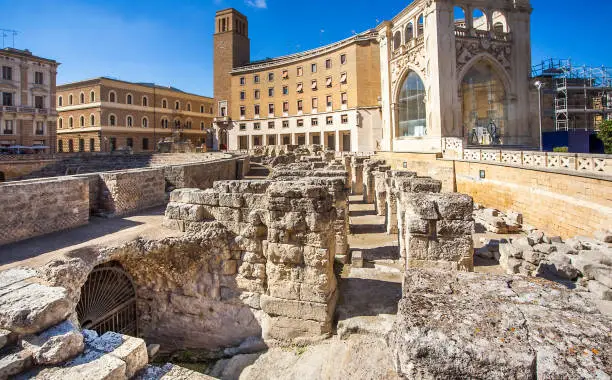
[406,218,430,235]
[352,251,363,268]
[435,193,473,220]
[499,242,523,260]
[21,320,84,365]
[265,242,303,265]
[260,295,332,323]
[436,220,474,236]
[537,252,579,280]
[427,236,473,263]
[533,243,556,254]
[219,193,244,208]
[594,230,612,243]
[222,260,238,275]
[267,281,301,301]
[0,282,71,335]
[403,195,438,220]
[409,178,442,193]
[108,335,149,379]
[587,280,612,301]
[0,347,33,378]
[263,315,331,342]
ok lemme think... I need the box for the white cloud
[245,0,267,9]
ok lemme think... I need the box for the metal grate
[76,263,137,336]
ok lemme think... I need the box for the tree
[598,120,612,154]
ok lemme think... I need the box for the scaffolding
[532,59,612,131]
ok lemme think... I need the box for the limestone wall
[455,160,612,239]
[163,156,247,190]
[99,169,166,217]
[0,178,89,246]
[373,152,456,192]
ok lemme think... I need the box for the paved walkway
[0,207,180,271]
[335,195,402,336]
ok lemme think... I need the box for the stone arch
[457,53,512,93]
[393,31,402,50]
[458,54,511,145]
[76,261,137,336]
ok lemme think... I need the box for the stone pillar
[350,156,367,195]
[401,192,474,272]
[362,159,386,204]
[385,171,417,234]
[373,166,391,216]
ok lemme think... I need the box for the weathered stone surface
[594,230,612,243]
[390,269,612,379]
[435,193,473,220]
[0,347,33,378]
[21,320,84,365]
[260,295,333,323]
[538,252,580,280]
[108,335,149,378]
[588,280,612,301]
[0,281,71,334]
[436,220,474,236]
[36,351,127,379]
[161,364,218,379]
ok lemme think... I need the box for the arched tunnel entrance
[76,262,138,336]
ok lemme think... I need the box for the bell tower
[213,8,250,119]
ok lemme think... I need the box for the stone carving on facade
[390,42,426,90]
[456,37,512,74]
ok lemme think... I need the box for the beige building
[214,0,535,154]
[56,77,214,153]
[0,48,59,153]
[213,9,383,152]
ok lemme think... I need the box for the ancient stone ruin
[0,146,610,379]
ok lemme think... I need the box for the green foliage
[598,120,612,154]
[553,146,568,153]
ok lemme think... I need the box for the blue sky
[1,0,610,96]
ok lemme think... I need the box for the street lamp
[534,80,544,151]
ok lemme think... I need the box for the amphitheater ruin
[0,144,610,379]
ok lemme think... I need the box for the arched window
[398,71,426,137]
[59,118,63,129]
[417,14,424,36]
[142,117,148,128]
[69,94,73,105]
[473,9,488,31]
[109,91,116,102]
[454,6,467,29]
[142,96,148,107]
[161,118,168,128]
[393,31,402,50]
[175,101,180,110]
[187,103,191,112]
[461,60,507,145]
[90,114,95,126]
[69,116,74,128]
[405,23,414,42]
[90,91,95,102]
[162,99,167,108]
[109,114,116,126]
[80,115,85,127]
[58,96,63,107]
[127,115,133,127]
[492,11,508,34]
[126,94,132,105]
[80,92,85,104]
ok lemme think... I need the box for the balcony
[0,106,52,115]
[454,27,512,42]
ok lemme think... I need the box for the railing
[456,148,612,177]
[392,35,425,59]
[454,28,512,42]
[0,105,53,115]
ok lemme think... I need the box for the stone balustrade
[458,148,612,177]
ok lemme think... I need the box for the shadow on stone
[357,246,400,261]
[349,209,376,217]
[350,224,386,235]
[335,277,402,321]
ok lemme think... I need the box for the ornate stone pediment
[456,37,512,74]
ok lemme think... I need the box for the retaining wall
[0,177,90,245]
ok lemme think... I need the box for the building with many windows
[0,48,59,153]
[56,77,215,153]
[213,9,383,152]
[214,0,535,153]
